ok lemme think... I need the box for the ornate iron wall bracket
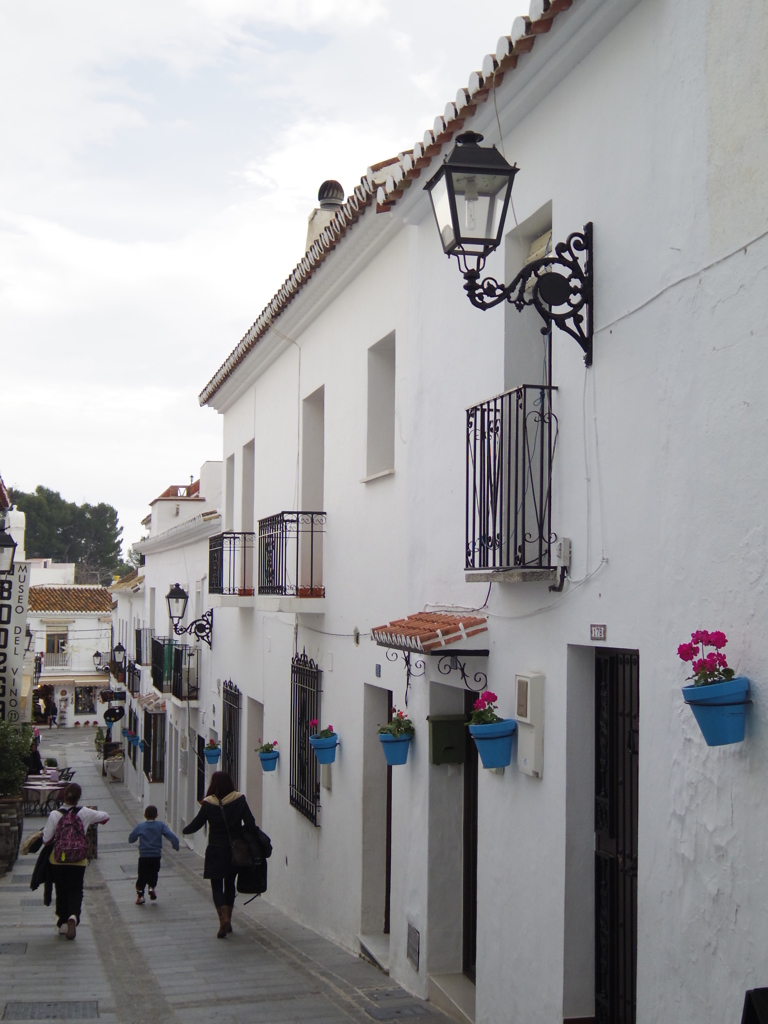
[432,650,489,693]
[172,609,213,649]
[461,222,593,366]
[385,648,425,707]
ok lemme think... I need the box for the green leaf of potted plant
[378,708,415,765]
[679,630,750,746]
[467,690,517,769]
[256,740,279,771]
[308,720,339,763]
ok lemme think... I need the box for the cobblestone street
[0,732,447,1024]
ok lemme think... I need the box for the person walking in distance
[41,783,109,939]
[182,770,258,938]
[48,702,58,728]
[129,805,179,904]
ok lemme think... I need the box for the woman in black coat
[182,770,258,938]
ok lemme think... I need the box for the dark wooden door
[463,692,479,983]
[595,650,639,1024]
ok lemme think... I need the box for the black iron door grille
[222,680,242,789]
[290,651,321,825]
[595,650,639,1024]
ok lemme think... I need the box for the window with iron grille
[143,710,165,783]
[135,627,154,666]
[290,651,321,825]
[196,734,206,802]
[128,707,138,769]
[222,681,241,788]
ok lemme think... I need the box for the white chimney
[306,180,345,251]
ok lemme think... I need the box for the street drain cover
[365,1007,429,1020]
[0,944,27,955]
[2,1003,99,1020]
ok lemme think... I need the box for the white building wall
[198,1,768,1022]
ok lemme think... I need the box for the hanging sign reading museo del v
[0,561,30,723]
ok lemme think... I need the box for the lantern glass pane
[168,595,186,620]
[450,171,511,250]
[428,175,456,253]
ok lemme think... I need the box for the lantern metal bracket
[172,608,213,648]
[461,222,593,366]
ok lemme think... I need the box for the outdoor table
[22,782,67,817]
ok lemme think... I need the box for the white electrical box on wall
[515,672,545,777]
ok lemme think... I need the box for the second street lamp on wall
[166,583,213,649]
[425,131,594,366]
[0,526,17,575]
[112,642,126,668]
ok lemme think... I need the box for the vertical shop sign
[0,562,30,723]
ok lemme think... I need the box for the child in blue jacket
[128,805,179,904]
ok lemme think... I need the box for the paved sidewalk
[1,731,448,1024]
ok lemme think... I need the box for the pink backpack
[53,807,88,863]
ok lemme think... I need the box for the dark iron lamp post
[93,650,104,669]
[425,131,594,365]
[112,642,126,668]
[0,526,17,575]
[166,582,213,648]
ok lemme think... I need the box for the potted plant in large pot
[0,720,32,875]
[308,720,339,764]
[204,739,222,765]
[378,708,414,765]
[679,630,750,746]
[257,740,279,771]
[467,690,517,769]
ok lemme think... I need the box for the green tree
[9,486,124,583]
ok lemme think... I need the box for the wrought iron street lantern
[425,132,594,365]
[165,582,213,648]
[112,642,126,668]
[0,527,17,575]
[93,650,103,669]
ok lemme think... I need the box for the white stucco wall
[195,1,768,1022]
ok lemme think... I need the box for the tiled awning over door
[371,612,488,653]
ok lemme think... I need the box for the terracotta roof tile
[137,693,166,714]
[29,586,113,614]
[371,612,488,652]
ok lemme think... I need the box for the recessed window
[366,332,396,479]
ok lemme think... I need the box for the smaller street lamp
[165,583,213,649]
[112,642,126,668]
[93,650,104,670]
[425,131,593,365]
[0,527,17,575]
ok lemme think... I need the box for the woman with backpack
[41,782,109,939]
[182,770,264,939]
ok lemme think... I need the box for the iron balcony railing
[135,627,154,666]
[150,638,199,700]
[466,385,558,572]
[258,511,326,598]
[126,661,141,697]
[208,532,256,596]
[43,652,70,669]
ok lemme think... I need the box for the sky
[1,0,528,555]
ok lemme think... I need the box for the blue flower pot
[121,728,129,737]
[128,736,139,747]
[259,750,279,772]
[138,740,147,752]
[204,747,221,764]
[309,735,339,764]
[379,732,412,766]
[682,676,750,746]
[468,719,517,769]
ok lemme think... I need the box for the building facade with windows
[27,584,114,728]
[192,2,768,1023]
[111,463,224,852]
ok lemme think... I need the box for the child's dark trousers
[136,856,161,893]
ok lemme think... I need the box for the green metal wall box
[428,715,466,765]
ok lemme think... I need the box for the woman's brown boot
[216,905,227,939]
[221,905,233,934]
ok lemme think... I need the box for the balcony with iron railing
[126,660,141,697]
[257,511,326,612]
[41,651,70,670]
[151,637,199,702]
[466,385,559,583]
[208,532,256,605]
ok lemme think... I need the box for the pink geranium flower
[678,629,735,686]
